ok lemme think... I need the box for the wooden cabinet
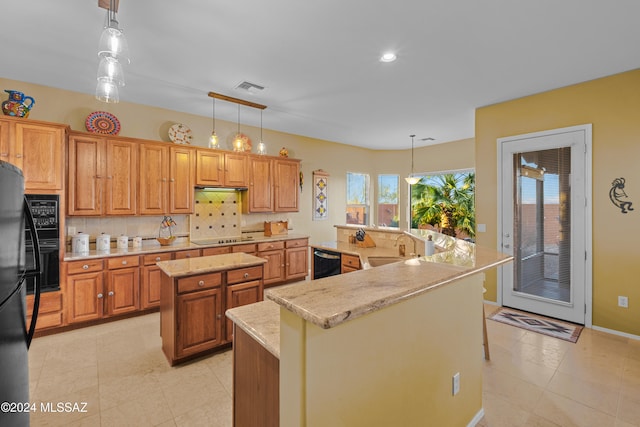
[226,266,264,342]
[257,241,285,287]
[202,246,231,256]
[196,149,224,186]
[0,117,66,191]
[274,158,300,212]
[65,259,105,323]
[285,240,308,281]
[67,133,137,216]
[232,243,257,256]
[26,291,64,331]
[139,142,169,215]
[170,146,195,213]
[106,255,140,316]
[224,153,248,187]
[174,249,201,259]
[141,252,172,309]
[244,155,273,212]
[341,254,361,274]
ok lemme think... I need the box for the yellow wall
[0,77,474,244]
[280,274,485,426]
[475,69,640,335]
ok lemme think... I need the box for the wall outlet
[68,226,76,236]
[618,296,629,308]
[452,372,460,396]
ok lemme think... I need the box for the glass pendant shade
[233,134,244,152]
[95,79,119,103]
[209,132,219,149]
[257,141,266,155]
[98,23,130,64]
[97,55,125,86]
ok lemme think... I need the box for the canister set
[71,233,143,254]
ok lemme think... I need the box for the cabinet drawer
[175,249,201,259]
[107,255,140,270]
[27,291,62,314]
[286,238,308,249]
[177,272,222,294]
[67,259,104,275]
[342,254,361,269]
[232,243,257,254]
[202,246,231,256]
[227,266,263,285]
[258,241,285,252]
[143,252,172,265]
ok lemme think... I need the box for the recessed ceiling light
[379,52,397,63]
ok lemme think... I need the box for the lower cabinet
[27,291,64,331]
[161,264,264,365]
[141,252,172,309]
[285,239,309,282]
[258,241,285,287]
[341,254,361,274]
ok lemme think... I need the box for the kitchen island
[157,252,266,366]
[227,242,512,427]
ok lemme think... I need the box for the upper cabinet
[169,146,195,214]
[195,150,248,188]
[274,158,300,212]
[67,133,137,216]
[244,155,273,212]
[0,117,66,191]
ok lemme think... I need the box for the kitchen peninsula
[227,240,511,427]
[157,252,267,366]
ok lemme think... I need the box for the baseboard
[467,408,485,427]
[591,325,640,341]
[483,299,499,306]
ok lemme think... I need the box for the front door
[498,125,591,324]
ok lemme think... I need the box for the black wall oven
[25,194,60,294]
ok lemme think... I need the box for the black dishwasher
[312,248,342,280]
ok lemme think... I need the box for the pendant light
[95,0,129,103]
[405,134,420,185]
[257,110,266,155]
[208,97,219,149]
[232,105,244,152]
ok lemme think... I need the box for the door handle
[503,244,510,248]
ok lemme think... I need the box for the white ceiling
[2,0,640,150]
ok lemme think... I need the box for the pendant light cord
[410,134,416,175]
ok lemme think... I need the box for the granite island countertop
[156,252,266,278]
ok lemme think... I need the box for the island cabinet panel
[226,280,262,342]
[0,117,67,191]
[141,252,172,309]
[138,143,169,215]
[233,326,279,427]
[176,288,223,358]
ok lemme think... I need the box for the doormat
[489,307,583,343]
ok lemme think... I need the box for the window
[377,174,399,227]
[409,170,475,240]
[346,172,370,225]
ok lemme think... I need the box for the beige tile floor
[27,305,640,426]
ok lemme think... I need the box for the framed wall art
[313,169,329,221]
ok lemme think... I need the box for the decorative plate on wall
[168,123,193,144]
[85,111,121,135]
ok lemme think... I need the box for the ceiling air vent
[234,81,265,94]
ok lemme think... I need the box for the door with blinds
[498,125,591,324]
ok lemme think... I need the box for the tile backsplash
[190,190,241,240]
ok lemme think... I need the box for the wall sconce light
[405,134,420,185]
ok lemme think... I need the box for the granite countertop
[63,233,309,261]
[265,245,512,330]
[156,252,266,278]
[225,300,280,358]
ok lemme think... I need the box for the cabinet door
[274,159,300,212]
[139,143,169,215]
[246,156,273,212]
[259,250,285,286]
[286,246,308,280]
[225,280,263,342]
[68,134,104,216]
[196,150,224,186]
[106,267,140,316]
[170,146,195,213]
[67,272,104,323]
[105,139,137,215]
[16,122,65,190]
[0,119,11,164]
[224,153,248,187]
[176,288,222,357]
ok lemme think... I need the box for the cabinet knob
[122,260,127,265]
[198,280,205,287]
[243,272,249,278]
[162,178,167,182]
[108,291,114,296]
[185,254,191,258]
[155,257,161,262]
[82,264,89,270]
[170,178,175,182]
[107,176,113,179]
[97,293,103,299]
[217,314,222,319]
[15,153,22,158]
[0,152,8,157]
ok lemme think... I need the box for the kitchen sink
[366,256,405,267]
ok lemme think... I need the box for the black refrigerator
[0,160,41,427]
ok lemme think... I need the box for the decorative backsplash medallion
[190,190,241,240]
